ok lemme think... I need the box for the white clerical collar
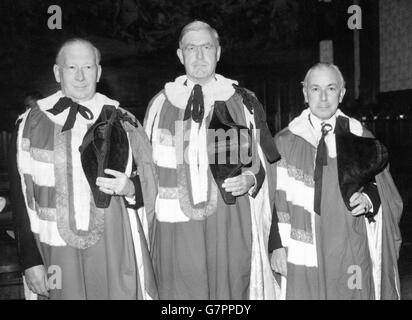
[77,92,104,118]
[61,91,102,121]
[37,91,119,127]
[46,90,99,107]
[165,74,237,110]
[184,76,218,90]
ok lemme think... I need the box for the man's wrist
[243,171,257,195]
[125,178,135,198]
[362,192,373,213]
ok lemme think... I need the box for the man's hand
[222,173,255,197]
[24,265,49,297]
[96,169,135,197]
[350,192,372,216]
[270,247,287,277]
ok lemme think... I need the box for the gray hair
[178,21,220,48]
[55,38,101,66]
[301,63,346,89]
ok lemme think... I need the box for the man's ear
[302,87,309,103]
[97,65,102,83]
[216,45,221,62]
[339,88,346,103]
[53,64,61,83]
[177,48,184,65]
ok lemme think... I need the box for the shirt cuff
[124,195,136,205]
[243,171,257,196]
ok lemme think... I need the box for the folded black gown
[335,116,388,211]
[79,105,130,208]
[208,101,252,205]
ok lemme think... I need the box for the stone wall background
[380,0,412,92]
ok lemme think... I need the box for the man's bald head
[302,63,345,90]
[178,20,220,49]
[55,38,101,66]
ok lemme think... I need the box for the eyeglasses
[183,44,216,52]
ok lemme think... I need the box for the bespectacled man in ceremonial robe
[144,21,285,300]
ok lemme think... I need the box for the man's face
[53,42,102,102]
[303,66,346,120]
[177,29,221,85]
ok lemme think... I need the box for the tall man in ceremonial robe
[9,38,158,299]
[144,21,286,299]
[270,63,403,299]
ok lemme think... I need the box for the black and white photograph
[0,0,410,304]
